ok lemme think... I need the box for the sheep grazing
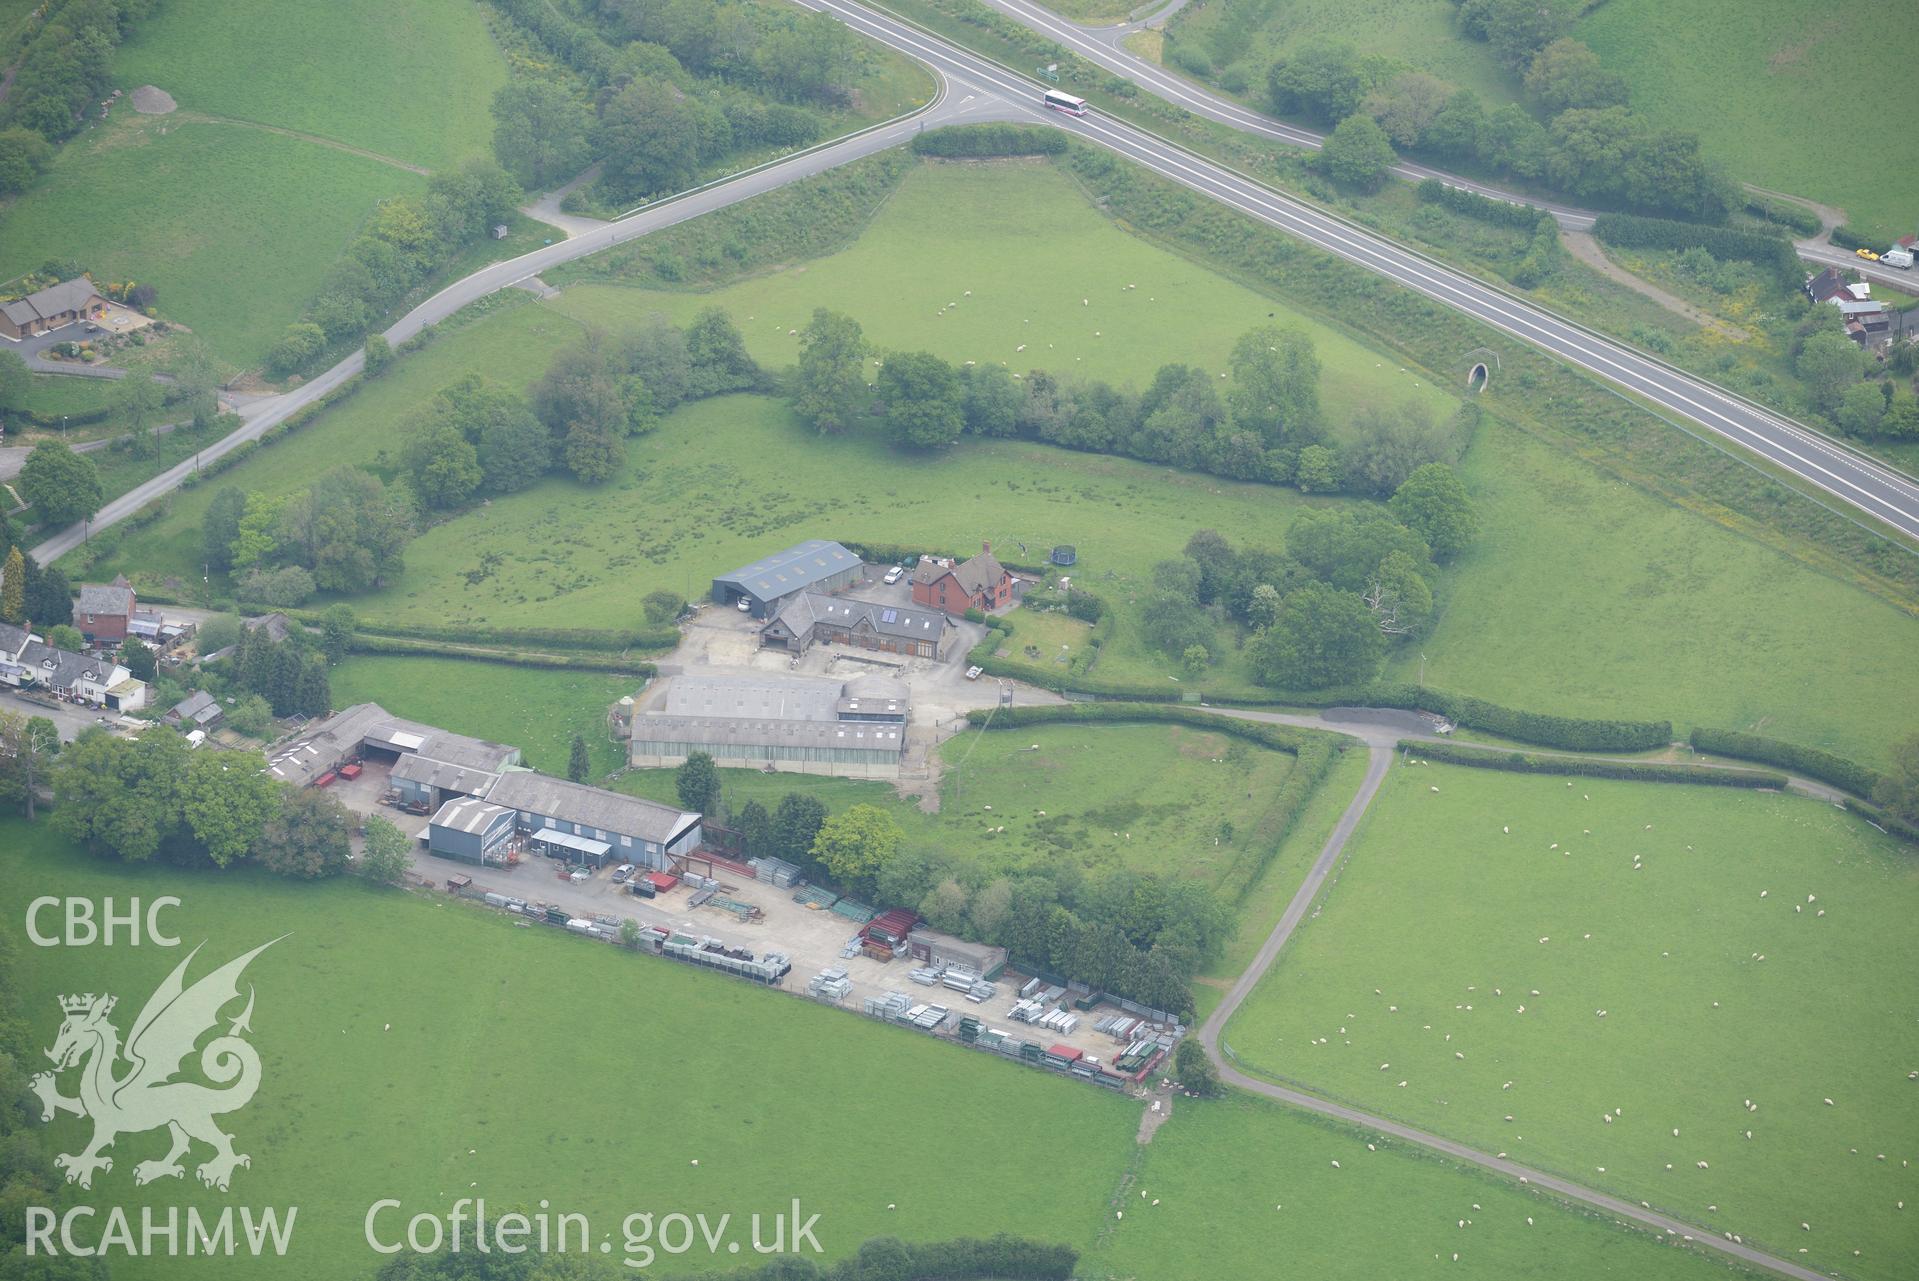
[1330,1160,1341,1168]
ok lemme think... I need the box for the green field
[1577,0,1917,235]
[1385,417,1919,764]
[1167,0,1524,108]
[1085,1091,1738,1280]
[545,161,1461,427]
[112,0,506,170]
[622,720,1298,891]
[0,824,1751,1280]
[79,298,583,582]
[327,655,635,780]
[0,117,426,370]
[1224,761,1919,1280]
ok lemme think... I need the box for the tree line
[201,465,413,609]
[0,0,161,197]
[0,510,76,630]
[1137,464,1475,689]
[269,161,523,378]
[488,0,868,207]
[1261,3,1730,220]
[681,761,1230,1016]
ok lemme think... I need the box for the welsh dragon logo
[31,938,282,1192]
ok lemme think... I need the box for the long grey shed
[710,540,861,619]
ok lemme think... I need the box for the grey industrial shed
[710,540,861,619]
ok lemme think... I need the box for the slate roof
[2,277,105,325]
[169,690,221,725]
[77,582,134,617]
[914,550,1008,595]
[768,592,949,645]
[483,771,700,845]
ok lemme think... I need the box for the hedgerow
[1687,728,1882,799]
[1405,739,1785,788]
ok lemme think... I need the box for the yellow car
[1857,248,1881,261]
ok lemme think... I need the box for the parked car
[612,863,635,883]
[736,596,752,612]
[965,665,983,680]
[883,565,904,585]
[568,867,591,883]
[1856,247,1881,261]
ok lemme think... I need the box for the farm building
[266,702,520,789]
[911,542,1014,615]
[391,752,502,811]
[0,276,108,341]
[75,575,135,645]
[480,771,703,870]
[710,540,861,619]
[759,592,952,660]
[425,797,519,866]
[629,672,909,776]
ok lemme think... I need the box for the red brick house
[911,542,1014,615]
[76,575,135,645]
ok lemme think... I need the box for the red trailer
[314,771,337,787]
[1048,1044,1084,1064]
[644,871,679,894]
[338,762,364,780]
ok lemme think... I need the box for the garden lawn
[113,0,506,169]
[0,826,1133,1280]
[327,655,634,780]
[1386,416,1919,765]
[314,390,1333,636]
[1088,1092,1748,1281]
[75,299,583,584]
[1576,0,1918,236]
[545,161,1460,429]
[2,824,1756,1280]
[1224,761,1919,1281]
[622,721,1298,891]
[0,116,426,370]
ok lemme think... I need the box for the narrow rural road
[1180,707,1834,1281]
[27,82,1020,564]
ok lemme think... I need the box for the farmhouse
[0,622,146,709]
[711,539,862,619]
[266,701,521,789]
[760,591,953,660]
[0,276,108,341]
[629,672,909,776]
[75,575,136,645]
[911,542,1014,615]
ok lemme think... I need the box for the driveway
[0,686,126,742]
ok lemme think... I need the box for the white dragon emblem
[31,938,283,1192]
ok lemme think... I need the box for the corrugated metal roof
[713,540,860,601]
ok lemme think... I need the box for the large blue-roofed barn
[710,540,862,619]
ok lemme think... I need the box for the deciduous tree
[811,803,904,892]
[675,750,720,813]
[18,441,103,527]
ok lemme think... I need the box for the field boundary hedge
[1590,212,1800,288]
[345,633,656,676]
[290,613,677,655]
[1416,179,1544,230]
[1404,739,1786,788]
[965,701,1347,901]
[1742,195,1822,238]
[913,124,1068,158]
[1687,727,1882,799]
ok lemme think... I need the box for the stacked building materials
[807,968,852,1001]
[966,981,996,1003]
[830,898,878,924]
[754,857,803,888]
[660,932,790,984]
[909,967,942,986]
[864,991,911,1020]
[792,885,839,910]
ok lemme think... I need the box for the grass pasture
[1,824,1756,1280]
[326,655,635,780]
[621,720,1298,892]
[1224,761,1919,1280]
[1576,0,1918,236]
[546,161,1462,428]
[1084,1091,1741,1281]
[1387,417,1919,764]
[112,0,507,170]
[0,116,427,370]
